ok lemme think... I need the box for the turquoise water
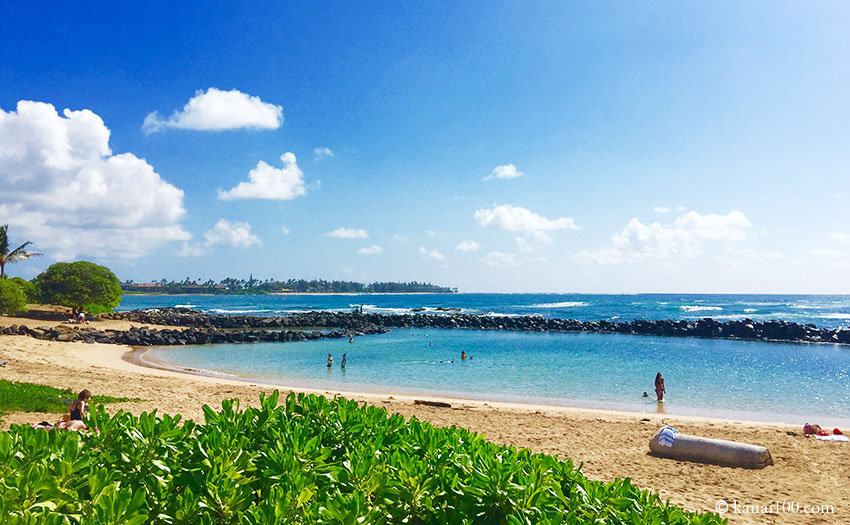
[146,328,850,426]
[119,293,850,329]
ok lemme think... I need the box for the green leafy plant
[0,279,27,315]
[0,380,137,424]
[0,392,726,524]
[33,261,122,315]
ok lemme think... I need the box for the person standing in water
[461,351,467,360]
[341,353,347,369]
[327,354,333,368]
[654,372,666,401]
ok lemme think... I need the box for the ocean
[121,293,850,425]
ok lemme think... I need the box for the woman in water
[69,389,91,420]
[654,372,666,402]
[327,354,333,368]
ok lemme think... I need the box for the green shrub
[33,261,122,314]
[5,277,38,303]
[0,279,27,315]
[0,392,725,524]
[0,380,137,425]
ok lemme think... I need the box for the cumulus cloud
[515,231,552,252]
[218,153,306,200]
[474,204,578,251]
[328,228,369,239]
[0,100,189,260]
[828,232,850,243]
[575,210,751,264]
[143,88,283,133]
[313,147,334,160]
[419,246,446,261]
[484,164,523,180]
[474,204,579,233]
[179,219,262,257]
[483,252,519,266]
[358,245,383,255]
[456,240,480,252]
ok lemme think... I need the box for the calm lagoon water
[146,327,850,426]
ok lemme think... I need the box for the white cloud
[358,245,383,255]
[179,219,262,257]
[419,246,446,261]
[483,252,519,266]
[810,247,841,257]
[143,88,282,133]
[218,153,306,200]
[328,228,369,239]
[474,204,579,233]
[313,147,334,160]
[828,232,850,243]
[281,225,290,235]
[0,100,189,260]
[653,206,670,214]
[576,210,751,264]
[456,240,480,251]
[515,231,552,252]
[484,164,523,180]
[204,219,262,247]
[177,243,205,258]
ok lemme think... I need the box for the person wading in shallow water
[655,372,666,402]
[341,353,347,369]
[327,354,333,368]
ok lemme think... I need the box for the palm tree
[0,225,41,279]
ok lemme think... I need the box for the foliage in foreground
[0,392,725,524]
[0,380,135,423]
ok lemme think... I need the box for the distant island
[121,278,457,295]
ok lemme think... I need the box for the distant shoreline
[124,292,453,296]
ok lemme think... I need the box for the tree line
[122,278,457,294]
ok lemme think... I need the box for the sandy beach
[1,327,848,524]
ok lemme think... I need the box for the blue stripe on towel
[657,426,678,447]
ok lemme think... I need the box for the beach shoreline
[132,345,845,428]
[1,332,848,523]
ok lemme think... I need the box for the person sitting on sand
[655,373,666,402]
[69,389,91,420]
[327,353,333,368]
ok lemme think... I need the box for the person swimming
[642,392,648,398]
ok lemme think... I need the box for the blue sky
[1,2,849,292]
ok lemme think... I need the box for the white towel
[657,426,679,447]
[816,434,849,442]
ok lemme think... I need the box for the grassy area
[0,379,136,422]
[0,392,724,524]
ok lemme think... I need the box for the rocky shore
[4,307,846,347]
